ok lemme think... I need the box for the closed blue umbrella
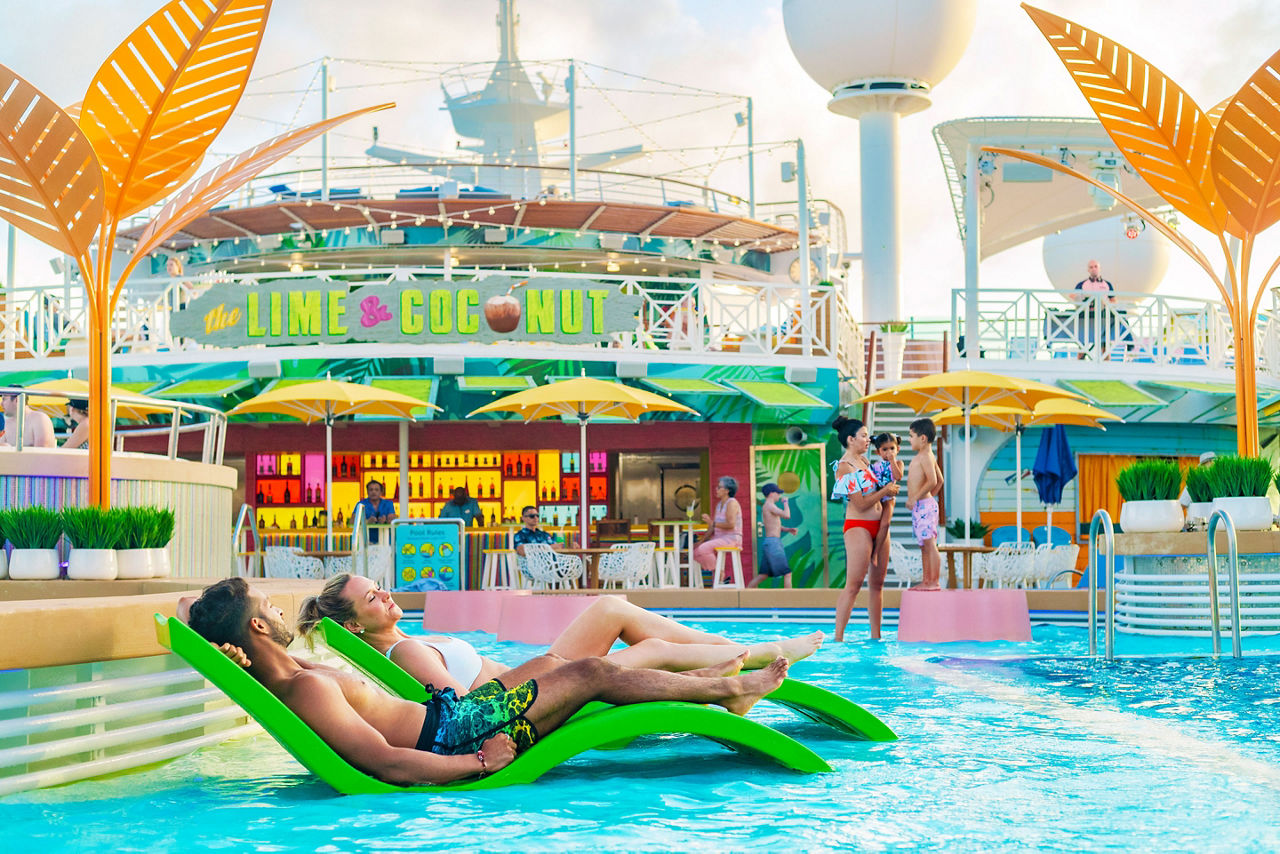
[1032,424,1076,539]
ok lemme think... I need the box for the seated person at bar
[512,505,556,555]
[0,386,56,448]
[187,577,789,785]
[63,398,90,449]
[356,480,396,543]
[439,486,483,527]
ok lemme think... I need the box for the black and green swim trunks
[415,678,540,756]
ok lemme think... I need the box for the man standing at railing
[1071,259,1116,305]
[0,386,56,448]
[1070,260,1119,358]
[356,480,396,544]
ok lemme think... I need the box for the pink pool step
[422,590,531,634]
[497,594,625,645]
[896,589,1032,643]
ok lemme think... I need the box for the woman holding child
[831,416,901,641]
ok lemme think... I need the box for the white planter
[1211,496,1275,531]
[9,548,60,580]
[117,548,154,579]
[880,332,907,382]
[1119,499,1184,533]
[1187,502,1215,523]
[67,548,118,580]
[149,546,172,578]
[0,549,7,579]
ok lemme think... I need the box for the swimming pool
[6,621,1280,852]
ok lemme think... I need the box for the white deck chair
[886,540,922,587]
[522,543,585,590]
[599,542,656,589]
[263,546,325,580]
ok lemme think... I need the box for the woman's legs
[834,526,874,642]
[693,533,740,573]
[548,596,737,658]
[604,635,822,671]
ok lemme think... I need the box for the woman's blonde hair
[296,573,357,650]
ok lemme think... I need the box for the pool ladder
[1088,508,1242,661]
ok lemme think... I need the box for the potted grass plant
[1184,465,1215,523]
[1116,459,1184,533]
[113,507,153,579]
[944,518,990,547]
[0,506,64,579]
[144,507,176,578]
[1208,455,1275,530]
[62,506,122,580]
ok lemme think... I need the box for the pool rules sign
[173,275,643,346]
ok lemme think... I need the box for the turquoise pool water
[7,621,1280,852]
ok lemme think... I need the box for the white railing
[951,288,1274,376]
[3,268,861,381]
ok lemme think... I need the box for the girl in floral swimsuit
[831,416,900,642]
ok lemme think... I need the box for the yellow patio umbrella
[859,371,1084,538]
[468,376,698,548]
[25,378,173,421]
[227,378,440,545]
[934,400,1121,541]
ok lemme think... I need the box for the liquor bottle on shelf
[270,515,280,529]
[335,509,344,526]
[418,478,424,498]
[340,459,348,477]
[489,511,496,525]
[284,485,292,504]
[437,482,444,498]
[256,487,264,505]
[263,489,272,505]
[305,484,312,504]
[257,514,265,529]
[311,512,319,528]
[332,461,338,478]
[541,485,547,501]
[287,459,294,475]
[289,515,297,530]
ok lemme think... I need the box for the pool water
[7,621,1280,852]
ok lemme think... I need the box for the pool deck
[1,581,1100,670]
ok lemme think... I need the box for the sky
[3,0,1279,319]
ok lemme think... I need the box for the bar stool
[481,549,521,590]
[653,547,680,588]
[713,545,744,589]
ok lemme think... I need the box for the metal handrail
[348,503,369,578]
[230,503,262,577]
[1206,509,1243,659]
[1088,509,1116,660]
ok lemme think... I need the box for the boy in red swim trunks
[907,418,944,590]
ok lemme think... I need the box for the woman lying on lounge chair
[296,574,824,696]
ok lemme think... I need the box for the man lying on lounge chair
[187,578,788,786]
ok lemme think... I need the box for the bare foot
[742,631,825,668]
[686,652,747,678]
[778,631,824,664]
[720,657,788,716]
[909,584,942,591]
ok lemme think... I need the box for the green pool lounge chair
[155,615,831,794]
[315,617,897,742]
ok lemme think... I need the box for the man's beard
[269,622,295,648]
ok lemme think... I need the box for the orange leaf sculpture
[130,103,394,265]
[1002,5,1280,457]
[0,66,104,259]
[79,0,270,220]
[1212,47,1280,238]
[0,0,390,507]
[1022,4,1236,237]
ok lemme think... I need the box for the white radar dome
[1042,217,1170,298]
[783,0,977,116]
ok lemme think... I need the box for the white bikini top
[385,635,484,691]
